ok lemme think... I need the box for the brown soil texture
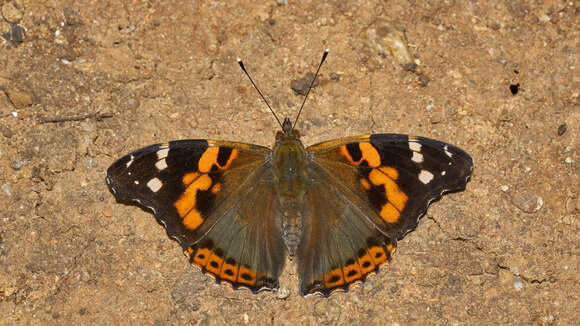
[1,1,578,325]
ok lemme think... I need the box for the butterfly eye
[275,131,283,140]
[293,129,301,138]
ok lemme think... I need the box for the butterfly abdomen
[272,133,310,256]
[280,203,303,256]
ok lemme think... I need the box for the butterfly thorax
[272,118,309,256]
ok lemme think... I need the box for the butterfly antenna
[292,48,329,129]
[237,58,283,129]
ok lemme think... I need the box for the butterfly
[106,50,473,297]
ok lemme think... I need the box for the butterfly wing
[106,140,286,292]
[298,134,473,296]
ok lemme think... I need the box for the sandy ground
[0,0,578,325]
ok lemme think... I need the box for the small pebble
[1,2,23,23]
[512,191,543,213]
[557,124,567,136]
[2,23,25,46]
[365,19,417,72]
[538,15,551,23]
[275,287,290,299]
[0,125,13,138]
[513,277,524,291]
[1,184,11,196]
[10,159,26,170]
[6,84,34,109]
[290,72,319,96]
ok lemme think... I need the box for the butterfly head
[276,117,301,142]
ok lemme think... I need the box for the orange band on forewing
[198,147,219,173]
[182,172,200,186]
[340,145,355,164]
[382,179,407,212]
[358,143,381,167]
[368,168,408,223]
[174,174,213,230]
[340,142,381,167]
[379,166,398,180]
[222,149,239,169]
[360,178,371,190]
[198,147,239,173]
[380,203,401,223]
[211,183,221,194]
[183,211,203,231]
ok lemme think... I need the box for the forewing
[107,140,286,292]
[307,134,473,240]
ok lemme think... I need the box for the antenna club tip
[325,48,330,53]
[237,58,242,62]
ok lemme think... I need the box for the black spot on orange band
[217,147,234,168]
[346,143,362,162]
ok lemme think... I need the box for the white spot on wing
[409,141,422,152]
[157,148,170,160]
[419,170,434,184]
[147,177,163,192]
[134,180,139,185]
[126,154,135,167]
[155,159,168,170]
[441,171,446,176]
[411,151,424,163]
[444,145,453,158]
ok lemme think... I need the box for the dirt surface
[0,0,578,325]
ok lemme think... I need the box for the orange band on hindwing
[185,245,259,289]
[324,268,345,288]
[319,240,396,295]
[342,259,363,283]
[237,266,257,286]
